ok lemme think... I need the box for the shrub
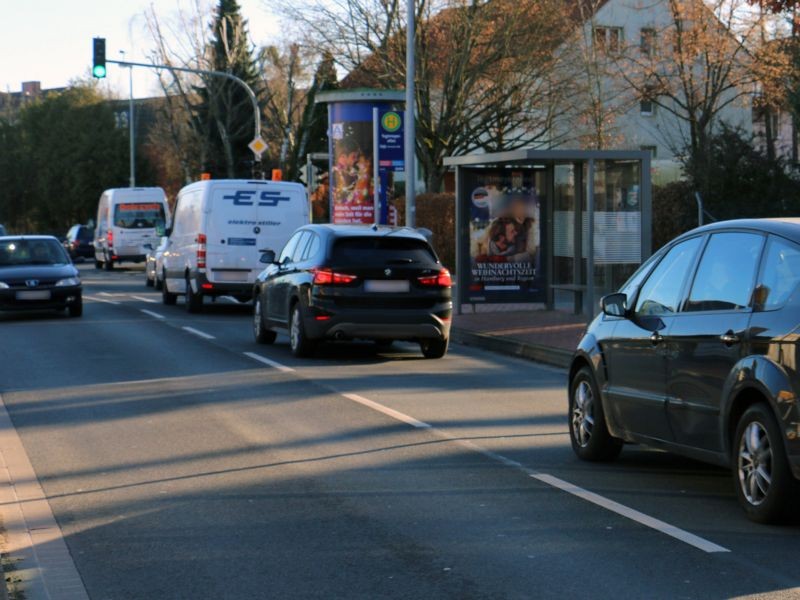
[415,192,456,272]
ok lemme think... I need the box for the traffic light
[92,38,106,79]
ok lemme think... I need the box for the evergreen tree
[195,0,263,178]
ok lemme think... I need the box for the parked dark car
[63,224,94,260]
[569,218,800,523]
[252,225,452,358]
[0,236,82,317]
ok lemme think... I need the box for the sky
[1,0,282,99]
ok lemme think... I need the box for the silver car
[145,236,169,289]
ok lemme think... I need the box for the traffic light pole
[106,59,263,177]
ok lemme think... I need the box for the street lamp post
[121,51,135,188]
[405,0,416,227]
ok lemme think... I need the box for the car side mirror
[259,249,276,264]
[601,292,628,317]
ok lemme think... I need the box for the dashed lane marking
[243,352,295,373]
[140,309,165,320]
[181,326,215,340]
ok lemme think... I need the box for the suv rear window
[332,237,436,265]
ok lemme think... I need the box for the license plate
[16,290,51,300]
[364,280,410,293]
[213,270,249,282]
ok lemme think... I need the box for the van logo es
[224,190,291,207]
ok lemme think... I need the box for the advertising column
[328,102,385,224]
[376,109,404,226]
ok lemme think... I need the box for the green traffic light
[93,65,106,79]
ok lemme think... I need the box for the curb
[450,327,573,369]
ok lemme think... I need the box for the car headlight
[55,277,81,287]
[0,282,8,289]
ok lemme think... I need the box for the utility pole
[404,0,416,227]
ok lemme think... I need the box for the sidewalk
[450,304,589,368]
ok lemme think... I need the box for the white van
[161,179,309,312]
[94,187,170,270]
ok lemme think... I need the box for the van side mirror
[259,249,276,264]
[164,227,172,237]
[601,293,628,317]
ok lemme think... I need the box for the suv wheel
[185,274,203,313]
[734,403,797,523]
[162,270,177,306]
[289,303,315,357]
[569,366,622,461]
[253,297,277,344]
[420,338,448,359]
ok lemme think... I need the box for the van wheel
[569,366,623,462]
[289,303,315,357]
[420,338,448,359]
[253,297,277,344]
[145,272,154,287]
[154,274,163,291]
[185,274,203,313]
[104,257,114,271]
[734,403,798,523]
[162,271,177,305]
[94,260,102,270]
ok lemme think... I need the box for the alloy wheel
[571,380,595,448]
[738,421,773,506]
[290,307,300,351]
[253,299,263,339]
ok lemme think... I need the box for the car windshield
[113,203,166,229]
[0,239,68,266]
[332,236,436,265]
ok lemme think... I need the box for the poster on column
[462,168,546,303]
[377,109,404,226]
[329,103,376,224]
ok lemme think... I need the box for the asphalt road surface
[0,263,799,599]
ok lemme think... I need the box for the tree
[283,0,572,192]
[617,0,767,195]
[0,85,132,232]
[196,0,264,178]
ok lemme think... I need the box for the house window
[594,27,623,53]
[640,28,656,56]
[640,98,654,115]
[640,145,657,158]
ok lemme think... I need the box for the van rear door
[205,185,261,284]
[255,185,309,261]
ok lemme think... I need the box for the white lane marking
[333,390,729,554]
[131,295,157,304]
[98,292,114,296]
[243,352,296,373]
[0,393,90,599]
[140,309,165,320]
[181,326,215,340]
[530,473,730,554]
[341,393,432,429]
[85,295,120,305]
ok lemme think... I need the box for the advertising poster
[462,169,546,303]
[377,110,404,225]
[328,103,378,224]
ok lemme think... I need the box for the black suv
[570,219,800,522]
[252,225,452,358]
[63,224,94,260]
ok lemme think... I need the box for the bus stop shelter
[443,149,652,316]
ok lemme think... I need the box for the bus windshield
[113,203,166,229]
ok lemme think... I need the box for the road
[0,263,798,599]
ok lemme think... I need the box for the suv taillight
[418,269,452,288]
[312,268,358,285]
[197,233,207,269]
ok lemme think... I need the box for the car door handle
[720,331,740,345]
[650,331,663,346]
